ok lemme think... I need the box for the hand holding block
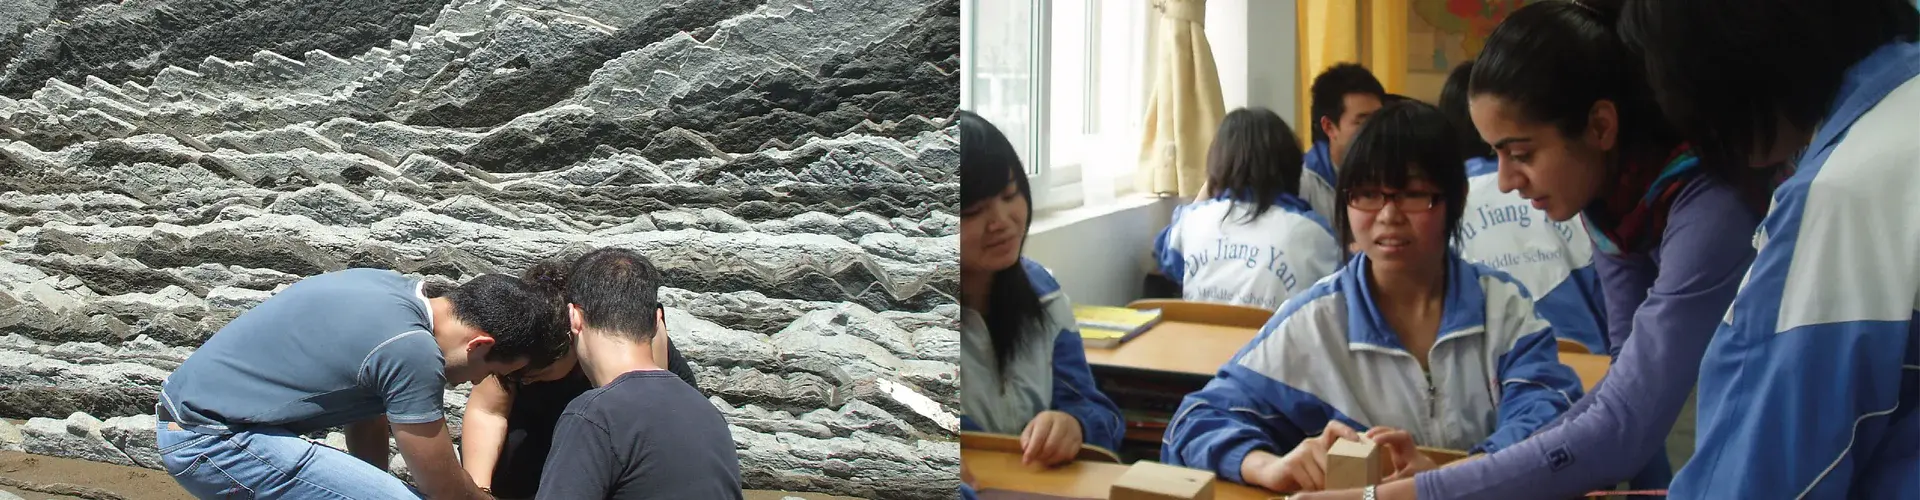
[1110,461,1216,500]
[1326,438,1383,490]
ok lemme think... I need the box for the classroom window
[962,0,1150,214]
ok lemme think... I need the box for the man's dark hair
[447,273,559,365]
[1333,100,1468,262]
[1205,107,1305,223]
[1620,0,1919,167]
[566,247,664,344]
[958,109,1044,380]
[1440,60,1493,160]
[1309,63,1387,143]
[515,260,577,371]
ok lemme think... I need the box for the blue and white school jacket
[1299,140,1340,220]
[1161,252,1583,484]
[959,258,1126,452]
[1672,39,1920,499]
[1454,157,1610,355]
[1154,193,1342,310]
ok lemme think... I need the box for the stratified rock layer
[0,0,959,498]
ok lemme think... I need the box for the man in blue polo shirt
[154,268,569,499]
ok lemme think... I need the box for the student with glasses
[1160,100,1582,494]
[1293,2,1770,499]
[458,259,700,500]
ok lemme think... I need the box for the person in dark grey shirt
[154,268,569,500]
[536,248,742,500]
[462,259,704,500]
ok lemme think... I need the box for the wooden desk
[963,448,1278,500]
[1560,352,1611,392]
[1089,319,1612,389]
[1084,321,1260,461]
[1084,321,1259,377]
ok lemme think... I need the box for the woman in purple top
[1295,1,1772,499]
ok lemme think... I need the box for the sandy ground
[0,451,860,500]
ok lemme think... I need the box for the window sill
[1030,192,1169,236]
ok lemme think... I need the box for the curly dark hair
[514,261,578,372]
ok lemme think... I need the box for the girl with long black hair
[955,110,1124,469]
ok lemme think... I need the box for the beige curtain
[1137,0,1225,198]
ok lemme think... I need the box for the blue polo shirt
[159,268,448,435]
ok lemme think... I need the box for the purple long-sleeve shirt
[1414,179,1759,499]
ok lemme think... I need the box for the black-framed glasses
[498,367,534,387]
[1347,190,1443,212]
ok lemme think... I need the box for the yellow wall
[1296,0,1357,145]
[1296,0,1408,145]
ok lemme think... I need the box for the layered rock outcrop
[1,0,959,497]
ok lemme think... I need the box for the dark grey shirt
[535,370,742,500]
[159,268,446,435]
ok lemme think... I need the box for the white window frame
[962,0,1152,216]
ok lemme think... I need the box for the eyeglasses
[1347,190,1443,212]
[498,367,534,387]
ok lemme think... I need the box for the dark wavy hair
[516,259,577,372]
[442,273,565,367]
[958,110,1043,380]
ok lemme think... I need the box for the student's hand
[1020,410,1084,467]
[1364,426,1438,481]
[1247,420,1364,492]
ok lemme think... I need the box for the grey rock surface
[22,412,133,467]
[0,418,22,452]
[0,0,958,496]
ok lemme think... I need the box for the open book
[1072,305,1163,348]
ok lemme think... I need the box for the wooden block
[1110,461,1216,500]
[1326,438,1383,490]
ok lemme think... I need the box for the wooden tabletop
[1083,320,1609,392]
[1560,352,1611,392]
[963,448,1279,500]
[1083,321,1259,377]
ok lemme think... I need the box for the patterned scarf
[1582,144,1702,256]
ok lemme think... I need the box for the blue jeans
[155,419,424,499]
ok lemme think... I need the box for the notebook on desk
[1074,305,1162,348]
